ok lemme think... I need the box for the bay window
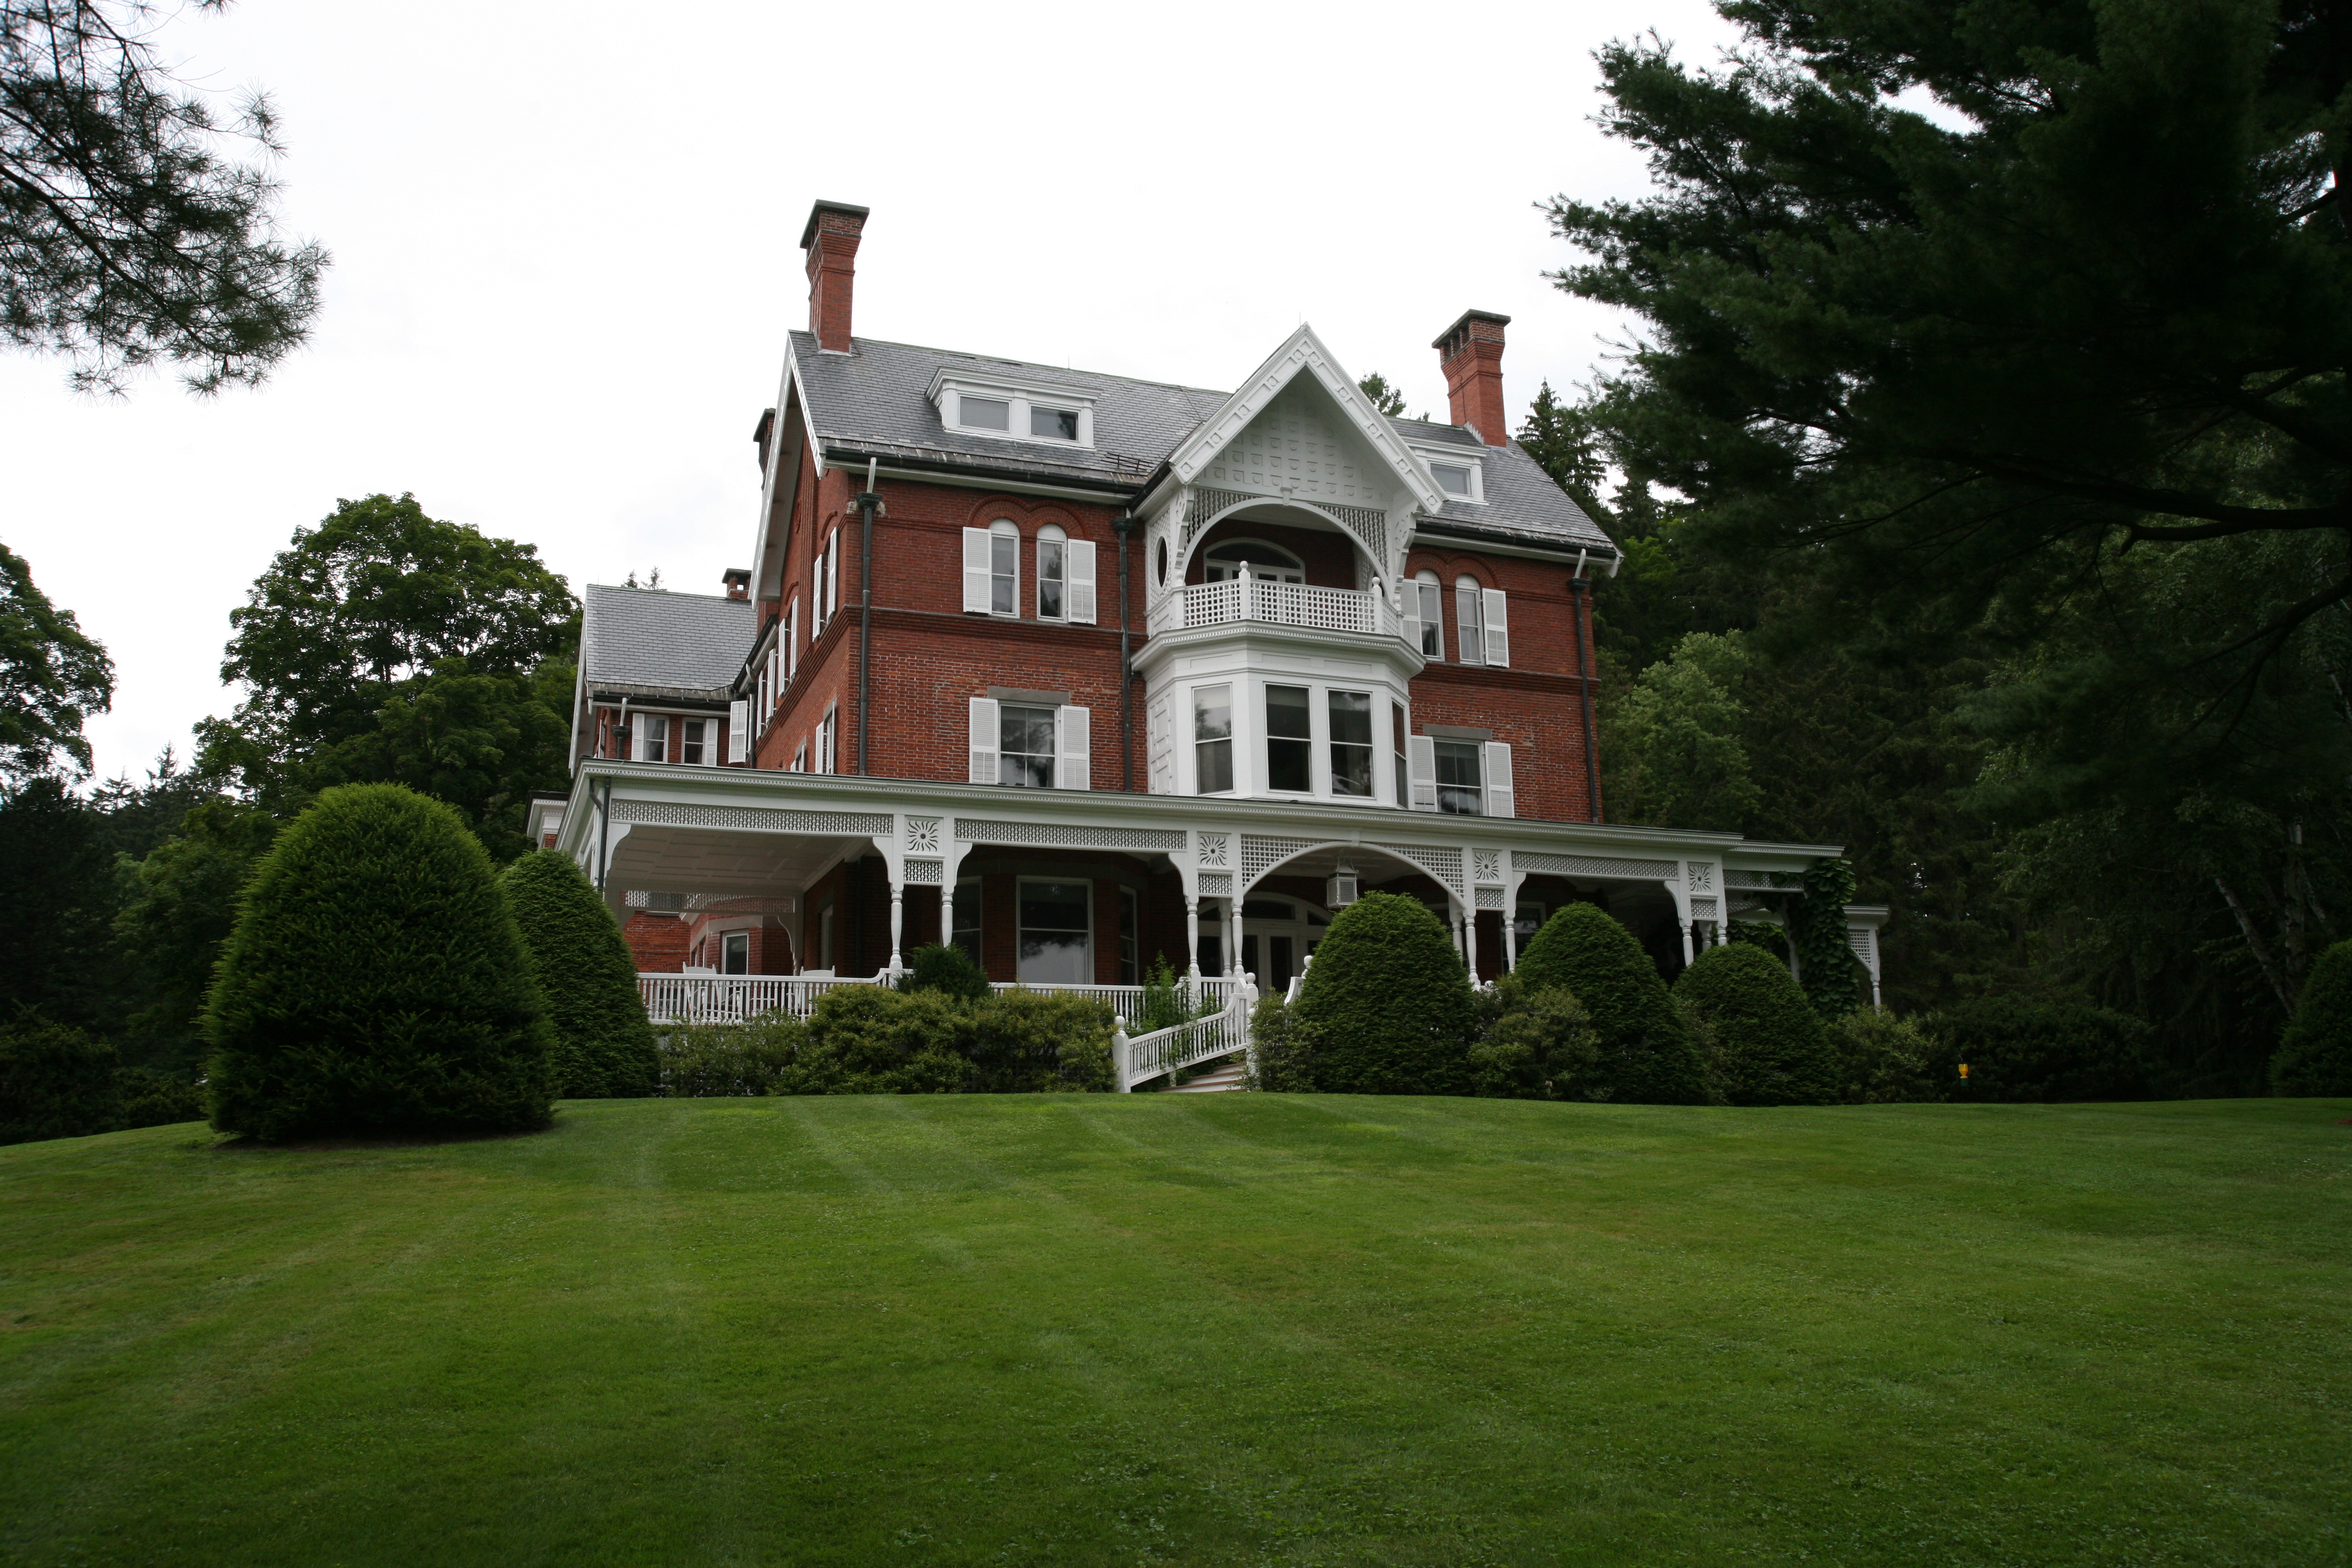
[1328,690,1373,797]
[1193,685,1233,794]
[1265,684,1311,793]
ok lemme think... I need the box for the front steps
[1166,1056,1247,1093]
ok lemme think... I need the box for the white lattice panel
[613,800,892,836]
[1475,887,1504,910]
[1198,381,1387,508]
[955,819,1186,851]
[1691,897,1718,919]
[903,859,942,885]
[1849,928,1877,964]
[1724,870,1775,888]
[1514,852,1679,880]
[1198,872,1232,895]
[1369,841,1466,896]
[1240,836,1326,882]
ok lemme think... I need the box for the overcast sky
[3,0,1740,785]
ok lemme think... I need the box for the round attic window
[1155,538,1168,586]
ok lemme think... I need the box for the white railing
[638,972,874,1024]
[1113,982,1257,1092]
[1147,573,1402,640]
[640,972,1249,1030]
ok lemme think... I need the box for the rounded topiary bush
[1291,892,1474,1094]
[499,850,659,1098]
[1673,941,1840,1105]
[206,783,555,1141]
[1512,902,1707,1104]
[901,942,991,1002]
[2272,939,2352,1097]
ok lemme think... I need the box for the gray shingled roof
[789,331,1614,555]
[582,585,755,701]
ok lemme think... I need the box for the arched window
[1037,523,1068,620]
[1455,574,1485,664]
[988,519,1019,616]
[1204,540,1304,584]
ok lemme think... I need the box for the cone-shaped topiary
[2273,938,2352,1097]
[1512,902,1708,1104]
[1673,941,1840,1105]
[206,783,555,1140]
[498,850,659,1097]
[1291,892,1474,1094]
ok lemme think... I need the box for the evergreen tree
[1674,941,1839,1105]
[0,1005,117,1144]
[498,851,657,1098]
[2272,939,2352,1097]
[1512,902,1707,1104]
[1291,893,1474,1095]
[206,783,554,1140]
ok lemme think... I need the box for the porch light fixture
[1326,864,1359,909]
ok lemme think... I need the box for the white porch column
[1463,907,1479,981]
[1185,895,1201,982]
[887,878,905,977]
[1227,899,1243,979]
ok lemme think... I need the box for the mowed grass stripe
[0,1095,2344,1566]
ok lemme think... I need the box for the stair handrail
[1112,979,1256,1092]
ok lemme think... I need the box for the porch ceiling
[604,826,864,898]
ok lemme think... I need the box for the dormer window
[1410,446,1485,504]
[932,369,1096,449]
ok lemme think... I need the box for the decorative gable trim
[1165,326,1447,516]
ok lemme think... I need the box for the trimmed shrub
[1512,902,1709,1104]
[969,991,1115,1092]
[1674,942,1840,1106]
[0,1006,120,1144]
[1244,991,1318,1092]
[1828,1009,1943,1104]
[1291,893,1475,1095]
[1919,999,2154,1103]
[206,784,556,1141]
[901,942,992,1002]
[115,1066,206,1129]
[660,1013,808,1096]
[2272,939,2352,1096]
[499,851,659,1098]
[1468,974,1602,1099]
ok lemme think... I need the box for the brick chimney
[1433,310,1511,445]
[800,200,870,352]
[722,568,751,601]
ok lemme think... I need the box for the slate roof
[582,584,755,702]
[789,332,1615,556]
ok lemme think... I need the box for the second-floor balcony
[1147,572,1404,641]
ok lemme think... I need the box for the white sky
[2,0,1739,785]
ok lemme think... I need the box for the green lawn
[2,1096,2346,1566]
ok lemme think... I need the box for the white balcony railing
[1147,572,1402,640]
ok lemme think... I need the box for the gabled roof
[784,331,1615,556]
[582,584,755,701]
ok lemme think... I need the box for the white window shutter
[1057,704,1091,790]
[1408,735,1439,810]
[1483,741,1516,818]
[1401,594,1422,656]
[785,599,799,677]
[1067,540,1097,624]
[727,701,748,762]
[827,533,841,617]
[1483,589,1510,667]
[968,697,999,784]
[1455,583,1485,664]
[962,528,992,614]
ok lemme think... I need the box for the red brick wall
[623,913,689,973]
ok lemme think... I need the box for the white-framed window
[1411,447,1485,504]
[1409,735,1516,817]
[1434,738,1482,814]
[1455,576,1485,666]
[825,531,841,622]
[1265,683,1312,794]
[1017,878,1091,985]
[1193,684,1233,794]
[791,739,808,773]
[1328,690,1374,797]
[721,930,750,975]
[1405,569,1443,658]
[963,520,1021,616]
[953,877,983,966]
[635,714,669,763]
[1203,540,1304,584]
[816,707,836,774]
[932,371,1097,451]
[1037,524,1067,621]
[966,698,1090,788]
[681,718,706,765]
[785,597,800,680]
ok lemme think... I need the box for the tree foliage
[1291,892,1475,1095]
[110,795,275,1068]
[0,1003,115,1143]
[2271,937,2352,1096]
[205,783,554,1141]
[0,540,110,781]
[1674,940,1840,1105]
[1512,902,1709,1103]
[1,0,326,393]
[498,851,657,1099]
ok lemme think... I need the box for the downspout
[1570,550,1600,823]
[855,457,881,775]
[1114,512,1134,792]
